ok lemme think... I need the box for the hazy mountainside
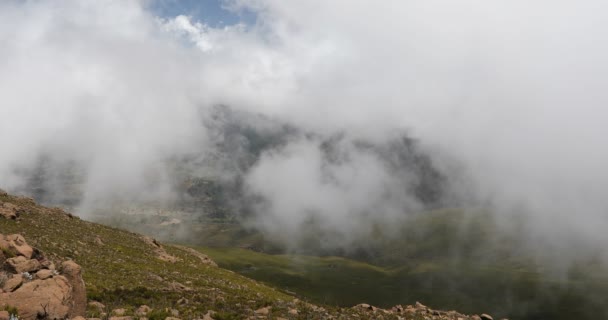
[195,211,608,320]
[1,191,505,320]
[88,197,608,320]
[13,106,449,219]
[5,108,608,319]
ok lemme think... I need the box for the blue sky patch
[150,0,257,27]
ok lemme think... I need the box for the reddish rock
[62,260,87,318]
[2,274,23,292]
[36,269,54,280]
[0,202,22,220]
[5,256,41,273]
[1,234,34,259]
[0,276,72,319]
[254,307,270,315]
[135,305,152,316]
[0,235,86,320]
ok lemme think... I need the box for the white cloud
[1,0,608,255]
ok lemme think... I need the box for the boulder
[0,203,21,220]
[0,276,72,319]
[2,274,23,292]
[36,269,54,280]
[0,235,86,320]
[62,260,87,318]
[5,256,41,273]
[3,234,34,259]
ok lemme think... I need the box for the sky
[1,0,608,261]
[149,0,257,27]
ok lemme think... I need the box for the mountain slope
[0,191,494,320]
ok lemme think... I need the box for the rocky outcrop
[0,233,86,320]
[141,236,179,263]
[0,202,24,220]
[175,245,217,267]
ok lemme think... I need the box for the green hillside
[0,192,402,319]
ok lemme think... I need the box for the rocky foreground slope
[0,190,502,320]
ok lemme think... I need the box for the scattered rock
[354,303,376,311]
[174,245,217,267]
[254,307,270,315]
[112,309,127,316]
[136,305,152,317]
[141,236,178,263]
[0,202,24,220]
[88,301,106,312]
[168,281,192,292]
[202,311,216,320]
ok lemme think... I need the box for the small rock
[2,274,23,292]
[112,308,127,316]
[88,301,106,311]
[71,317,86,320]
[136,305,152,317]
[254,307,270,315]
[288,308,298,315]
[202,311,216,320]
[415,302,427,310]
[37,269,54,280]
[5,234,33,258]
[481,314,494,320]
[6,256,41,273]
